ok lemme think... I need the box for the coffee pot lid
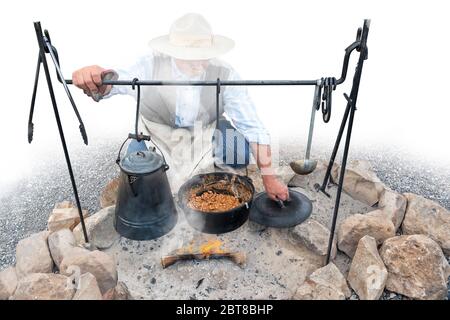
[119,150,165,175]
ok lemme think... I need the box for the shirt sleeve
[222,68,271,145]
[102,54,154,99]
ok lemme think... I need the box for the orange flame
[175,238,225,256]
[200,239,224,256]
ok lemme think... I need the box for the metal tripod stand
[28,22,89,243]
[314,20,370,264]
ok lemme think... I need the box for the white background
[0,0,449,188]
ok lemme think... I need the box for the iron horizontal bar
[65,79,320,86]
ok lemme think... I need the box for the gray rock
[337,210,395,258]
[103,281,131,300]
[331,160,386,207]
[15,231,53,279]
[293,263,351,300]
[0,267,18,300]
[378,189,407,231]
[100,178,120,209]
[60,248,118,295]
[290,219,337,263]
[73,206,119,249]
[113,282,131,300]
[48,229,77,268]
[347,235,388,300]
[72,272,103,300]
[402,193,450,255]
[12,273,75,300]
[380,235,450,300]
[48,208,88,233]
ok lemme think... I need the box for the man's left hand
[262,175,289,201]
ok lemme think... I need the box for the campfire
[161,237,246,269]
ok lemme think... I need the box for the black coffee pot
[114,134,178,240]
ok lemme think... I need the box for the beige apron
[139,116,243,192]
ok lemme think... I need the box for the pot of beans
[178,172,255,234]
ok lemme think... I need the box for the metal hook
[216,77,221,127]
[131,78,141,141]
[320,77,336,123]
[131,78,139,90]
[213,78,221,155]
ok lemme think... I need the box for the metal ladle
[290,83,322,175]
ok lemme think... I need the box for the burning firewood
[160,238,246,268]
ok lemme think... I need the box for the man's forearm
[250,143,276,177]
[250,143,289,200]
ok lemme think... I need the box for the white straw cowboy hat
[149,13,235,60]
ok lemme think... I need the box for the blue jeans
[212,118,250,169]
[125,119,250,168]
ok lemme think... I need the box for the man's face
[174,59,209,77]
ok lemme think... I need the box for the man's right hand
[72,65,112,100]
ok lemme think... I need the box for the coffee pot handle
[115,135,169,173]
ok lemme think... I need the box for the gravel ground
[0,136,449,300]
[0,140,120,269]
[280,138,450,210]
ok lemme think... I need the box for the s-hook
[131,78,146,141]
[216,77,221,130]
[212,77,221,158]
[127,78,151,142]
[320,77,337,123]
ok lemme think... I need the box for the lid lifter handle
[129,78,151,142]
[131,78,144,141]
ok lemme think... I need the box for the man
[73,13,289,201]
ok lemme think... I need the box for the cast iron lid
[119,150,164,175]
[249,189,312,228]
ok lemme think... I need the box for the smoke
[158,207,208,257]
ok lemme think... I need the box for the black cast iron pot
[178,172,255,234]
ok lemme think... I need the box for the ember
[161,237,246,269]
[200,239,224,256]
[175,238,225,256]
[188,190,241,212]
